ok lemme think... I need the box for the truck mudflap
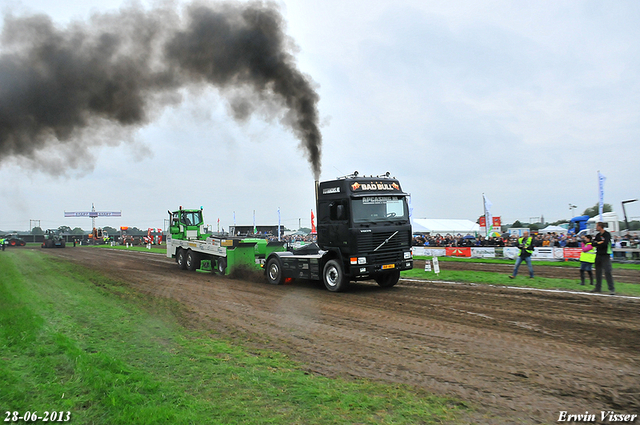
[349,259,413,278]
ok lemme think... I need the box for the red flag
[311,209,317,234]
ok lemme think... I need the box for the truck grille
[357,230,409,254]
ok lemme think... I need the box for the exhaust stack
[315,179,319,210]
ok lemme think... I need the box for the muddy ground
[46,247,640,424]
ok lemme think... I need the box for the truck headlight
[404,251,412,259]
[358,257,367,265]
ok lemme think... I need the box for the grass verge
[402,267,640,297]
[0,250,467,424]
[413,255,640,270]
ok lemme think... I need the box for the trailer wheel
[217,258,227,275]
[265,257,284,285]
[323,259,347,292]
[176,249,187,270]
[186,250,200,271]
[374,270,400,288]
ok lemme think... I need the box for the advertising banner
[446,247,471,257]
[532,247,555,259]
[470,247,496,258]
[503,247,519,259]
[563,248,582,259]
[412,247,446,257]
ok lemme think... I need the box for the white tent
[539,225,568,234]
[412,218,480,235]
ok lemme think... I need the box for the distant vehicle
[42,229,66,248]
[568,215,590,235]
[3,235,26,246]
[576,212,621,237]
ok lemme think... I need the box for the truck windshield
[351,196,408,223]
[182,211,203,227]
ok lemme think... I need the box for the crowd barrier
[411,246,640,260]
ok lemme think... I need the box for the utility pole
[622,199,638,232]
[30,219,41,232]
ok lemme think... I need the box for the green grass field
[413,255,640,270]
[405,258,640,297]
[0,250,467,424]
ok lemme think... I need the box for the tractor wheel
[265,257,284,285]
[186,250,200,271]
[323,259,348,292]
[374,270,400,288]
[217,258,227,275]
[176,249,187,270]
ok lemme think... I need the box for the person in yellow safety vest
[579,235,596,285]
[1,237,5,251]
[509,231,534,279]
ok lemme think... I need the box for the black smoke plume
[0,1,322,178]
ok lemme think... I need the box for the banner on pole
[598,171,606,222]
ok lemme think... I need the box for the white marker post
[424,259,432,272]
[433,257,440,275]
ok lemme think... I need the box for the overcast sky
[1,0,639,232]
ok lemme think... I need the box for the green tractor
[42,229,66,248]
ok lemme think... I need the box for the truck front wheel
[176,249,187,270]
[323,259,347,292]
[374,270,400,288]
[265,257,284,285]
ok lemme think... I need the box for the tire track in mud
[45,248,640,425]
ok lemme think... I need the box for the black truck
[265,172,413,291]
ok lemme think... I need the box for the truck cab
[265,172,413,291]
[169,207,207,240]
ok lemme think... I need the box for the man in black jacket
[592,222,615,295]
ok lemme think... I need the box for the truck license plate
[382,264,395,270]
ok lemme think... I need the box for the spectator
[579,235,596,286]
[592,222,615,295]
[509,231,535,279]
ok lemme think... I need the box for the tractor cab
[169,207,206,240]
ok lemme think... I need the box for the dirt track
[47,248,640,424]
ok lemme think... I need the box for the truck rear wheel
[323,259,347,292]
[374,270,400,288]
[176,249,187,270]
[186,250,200,271]
[265,257,284,285]
[217,258,227,275]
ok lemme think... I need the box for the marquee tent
[412,219,480,235]
[539,225,568,234]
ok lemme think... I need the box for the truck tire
[176,249,187,270]
[217,257,227,275]
[374,270,400,288]
[323,259,347,292]
[186,250,200,271]
[265,257,284,285]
